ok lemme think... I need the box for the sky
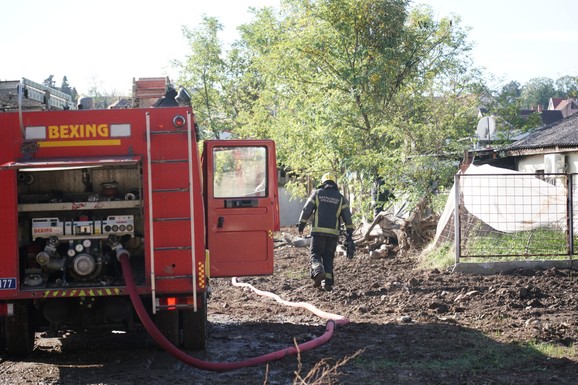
[422,0,578,86]
[1,0,577,95]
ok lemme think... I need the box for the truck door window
[213,146,267,198]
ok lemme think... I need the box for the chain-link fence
[435,171,577,263]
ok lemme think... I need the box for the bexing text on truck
[0,77,280,361]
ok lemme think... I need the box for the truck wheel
[4,302,35,357]
[182,293,207,351]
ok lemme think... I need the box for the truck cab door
[203,140,279,277]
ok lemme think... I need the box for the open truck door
[203,140,280,277]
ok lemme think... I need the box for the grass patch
[418,241,455,270]
[286,269,309,280]
[526,340,577,359]
[351,330,559,381]
[462,228,569,258]
[420,228,574,266]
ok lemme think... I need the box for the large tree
[175,16,231,139]
[483,80,541,143]
[520,77,557,108]
[176,0,482,216]
[235,0,481,212]
[555,75,578,99]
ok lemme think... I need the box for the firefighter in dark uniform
[371,176,394,218]
[297,173,354,291]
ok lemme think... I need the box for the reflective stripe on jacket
[298,184,354,237]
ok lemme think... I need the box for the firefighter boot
[311,261,325,288]
[321,273,333,291]
[321,280,333,291]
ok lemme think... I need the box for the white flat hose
[231,278,350,326]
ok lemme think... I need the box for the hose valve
[108,235,130,261]
[36,236,65,271]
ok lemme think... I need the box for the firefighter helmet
[321,172,336,184]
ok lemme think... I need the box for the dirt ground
[1,226,578,385]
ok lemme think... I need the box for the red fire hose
[119,253,349,372]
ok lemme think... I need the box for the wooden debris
[356,196,439,257]
[280,232,311,248]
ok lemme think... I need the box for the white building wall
[517,154,548,173]
[278,186,306,227]
[516,152,578,174]
[569,153,578,173]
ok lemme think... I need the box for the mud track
[1,227,577,384]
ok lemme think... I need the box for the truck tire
[182,293,207,351]
[4,302,35,357]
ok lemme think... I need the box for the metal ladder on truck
[145,111,197,313]
[0,78,75,111]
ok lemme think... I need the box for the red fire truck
[0,78,279,356]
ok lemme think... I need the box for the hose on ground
[119,253,347,372]
[232,277,350,327]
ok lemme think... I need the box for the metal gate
[448,172,578,263]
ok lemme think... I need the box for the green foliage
[235,1,480,214]
[174,17,233,139]
[60,76,73,97]
[419,241,455,270]
[490,101,541,144]
[175,1,484,217]
[527,340,577,359]
[495,75,578,113]
[499,80,522,103]
[520,77,557,108]
[483,79,546,146]
[462,228,568,259]
[555,75,578,98]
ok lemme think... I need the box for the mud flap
[4,301,35,357]
[182,293,207,351]
[154,310,179,347]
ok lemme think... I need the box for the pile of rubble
[279,196,439,258]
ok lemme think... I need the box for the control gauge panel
[32,215,135,241]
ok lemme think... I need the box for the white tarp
[463,164,566,232]
[434,182,455,243]
[435,164,567,242]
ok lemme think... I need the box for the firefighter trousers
[309,235,338,286]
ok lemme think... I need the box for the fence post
[568,174,574,256]
[454,174,461,264]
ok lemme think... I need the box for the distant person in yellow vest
[297,173,354,291]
